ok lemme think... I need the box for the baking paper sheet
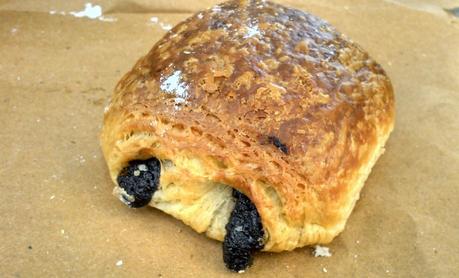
[1,0,458,276]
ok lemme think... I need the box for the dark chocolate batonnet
[223,190,265,272]
[117,158,161,208]
[116,158,264,272]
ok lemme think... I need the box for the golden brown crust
[101,0,394,251]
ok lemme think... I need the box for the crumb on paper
[356,240,360,244]
[238,270,245,273]
[61,229,65,234]
[79,155,86,164]
[354,254,358,258]
[17,76,21,81]
[70,3,102,19]
[322,267,328,273]
[160,22,172,31]
[99,16,117,22]
[50,195,55,200]
[148,17,172,31]
[48,3,117,22]
[116,260,123,267]
[386,270,390,273]
[313,245,332,257]
[11,27,18,34]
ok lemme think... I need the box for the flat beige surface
[1,0,458,277]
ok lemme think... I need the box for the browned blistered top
[102,0,394,250]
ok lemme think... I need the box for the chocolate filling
[268,135,289,154]
[117,158,161,208]
[223,190,265,272]
[117,158,264,271]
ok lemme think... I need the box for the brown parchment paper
[1,0,458,277]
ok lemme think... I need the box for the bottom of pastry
[115,157,265,272]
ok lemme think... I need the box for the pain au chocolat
[100,0,394,272]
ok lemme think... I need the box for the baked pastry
[100,0,394,271]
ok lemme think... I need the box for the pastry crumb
[238,270,245,273]
[313,245,332,257]
[116,260,123,267]
[79,155,86,163]
[322,267,328,273]
[133,170,140,176]
[138,164,148,171]
[50,195,55,200]
[160,22,172,31]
